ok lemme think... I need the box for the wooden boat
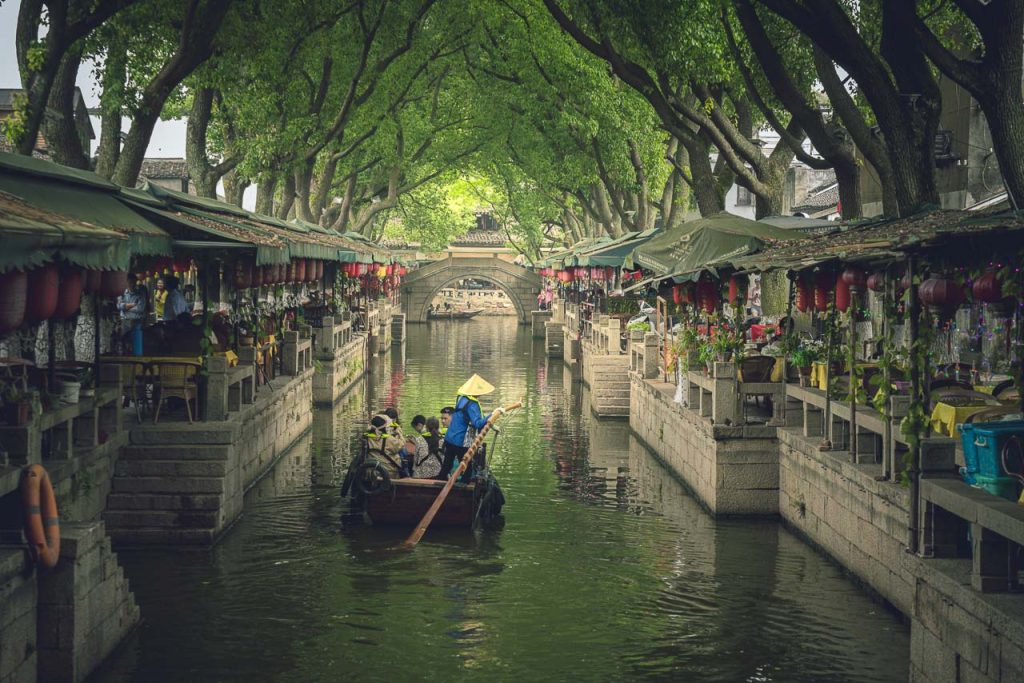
[365,478,480,526]
[342,448,504,528]
[427,309,483,320]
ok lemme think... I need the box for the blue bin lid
[959,420,1024,437]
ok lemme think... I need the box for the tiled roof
[450,228,507,246]
[140,158,188,180]
[792,182,839,213]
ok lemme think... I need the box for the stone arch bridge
[400,256,541,324]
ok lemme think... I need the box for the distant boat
[427,309,483,320]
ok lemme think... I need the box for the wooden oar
[401,401,522,548]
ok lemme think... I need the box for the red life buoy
[21,464,60,570]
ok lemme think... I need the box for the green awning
[0,152,171,270]
[627,212,804,275]
[574,229,658,267]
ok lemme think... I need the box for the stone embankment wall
[630,375,779,515]
[777,427,914,614]
[105,368,315,544]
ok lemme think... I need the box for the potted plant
[697,341,716,375]
[711,326,745,363]
[79,368,96,398]
[789,339,824,386]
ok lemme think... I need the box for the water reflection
[92,319,906,683]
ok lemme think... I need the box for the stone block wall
[105,370,314,544]
[0,551,36,683]
[580,343,630,417]
[907,555,1024,683]
[630,375,778,515]
[312,335,367,405]
[36,521,138,683]
[777,427,914,615]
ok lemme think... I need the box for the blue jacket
[444,395,489,447]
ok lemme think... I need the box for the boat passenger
[382,407,404,442]
[411,415,442,478]
[440,374,496,481]
[365,415,404,476]
[439,406,454,436]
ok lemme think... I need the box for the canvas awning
[573,228,658,267]
[627,212,804,276]
[0,152,170,272]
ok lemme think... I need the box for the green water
[91,318,908,682]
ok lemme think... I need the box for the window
[735,185,752,207]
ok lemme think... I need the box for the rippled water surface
[92,318,908,682]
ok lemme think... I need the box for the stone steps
[106,492,223,511]
[128,423,238,446]
[103,509,220,529]
[120,444,231,461]
[111,475,226,495]
[115,458,228,478]
[105,527,215,545]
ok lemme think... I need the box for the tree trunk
[15,0,59,156]
[276,173,296,220]
[41,45,89,169]
[834,156,863,219]
[312,154,339,221]
[222,169,248,207]
[255,176,277,216]
[293,161,316,223]
[686,136,726,216]
[94,42,126,179]
[186,88,217,197]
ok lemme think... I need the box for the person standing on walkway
[439,374,494,480]
[118,274,147,356]
[163,276,190,323]
[153,278,167,321]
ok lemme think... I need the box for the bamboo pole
[402,401,522,548]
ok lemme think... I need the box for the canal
[92,318,909,682]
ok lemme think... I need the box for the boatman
[439,374,495,480]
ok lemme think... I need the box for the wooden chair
[740,355,776,383]
[152,361,201,424]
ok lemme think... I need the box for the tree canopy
[6,0,1022,248]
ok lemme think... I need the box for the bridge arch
[400,256,541,324]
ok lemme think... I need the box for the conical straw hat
[457,374,495,396]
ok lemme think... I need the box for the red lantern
[795,272,811,313]
[591,267,604,281]
[972,271,1002,303]
[919,275,965,320]
[24,264,59,323]
[728,274,748,306]
[696,278,718,314]
[53,266,84,319]
[234,260,253,290]
[835,275,851,313]
[100,271,128,298]
[303,258,314,283]
[315,260,324,281]
[400,266,407,277]
[386,264,394,276]
[899,272,912,292]
[813,270,834,312]
[83,269,102,294]
[295,259,307,283]
[672,284,683,305]
[841,266,867,291]
[867,271,886,293]
[173,257,192,274]
[0,269,27,334]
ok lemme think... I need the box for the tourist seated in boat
[410,415,442,478]
[365,415,404,476]
[382,407,403,441]
[439,406,454,436]
[440,374,494,481]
